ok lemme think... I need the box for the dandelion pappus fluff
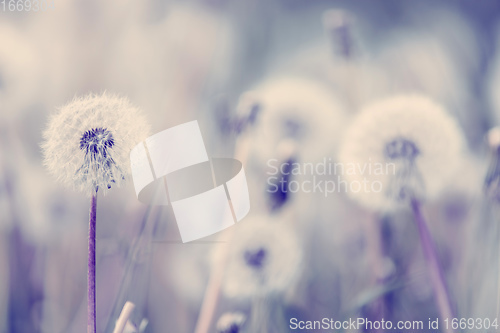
[246,76,348,163]
[213,217,303,299]
[41,93,151,196]
[339,94,465,211]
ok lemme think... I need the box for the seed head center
[244,247,267,269]
[80,128,114,157]
[385,137,419,161]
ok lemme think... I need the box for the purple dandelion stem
[88,192,97,333]
[411,198,454,332]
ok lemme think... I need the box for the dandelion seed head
[41,92,151,196]
[214,217,303,299]
[216,312,246,333]
[247,76,348,163]
[339,94,465,211]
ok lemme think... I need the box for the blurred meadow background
[2,0,500,332]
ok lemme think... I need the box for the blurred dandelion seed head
[248,76,348,163]
[216,312,246,333]
[215,218,303,299]
[41,93,151,196]
[339,94,465,211]
[244,247,267,268]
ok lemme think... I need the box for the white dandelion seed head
[41,93,151,196]
[246,76,348,163]
[339,94,465,211]
[216,312,246,333]
[214,217,303,299]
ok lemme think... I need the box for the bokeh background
[2,0,500,332]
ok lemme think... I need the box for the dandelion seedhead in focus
[216,312,246,333]
[339,94,465,211]
[41,93,150,196]
[214,217,302,299]
[41,93,150,332]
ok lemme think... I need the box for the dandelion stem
[113,301,135,333]
[193,234,232,333]
[88,191,97,333]
[411,198,454,332]
[194,139,252,333]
